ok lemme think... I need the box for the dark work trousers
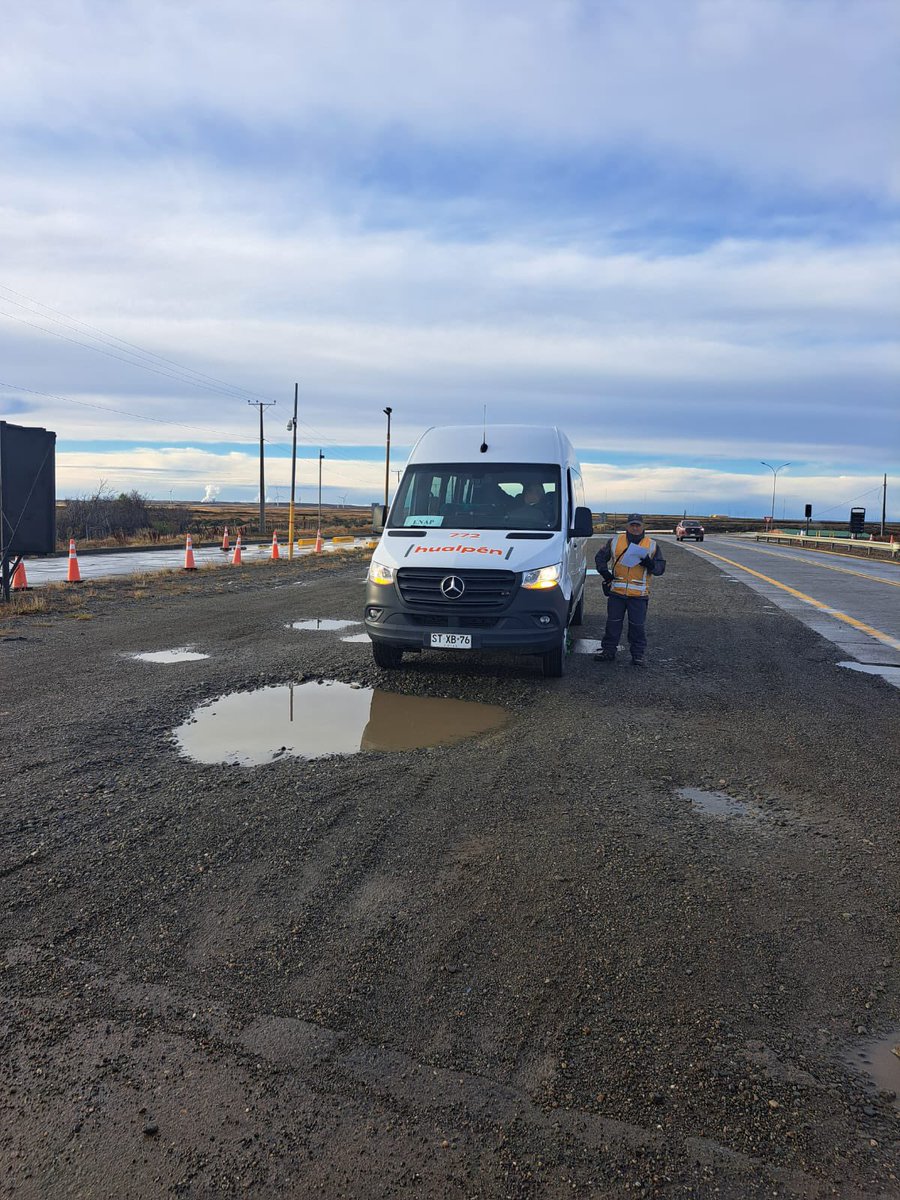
[601,593,649,659]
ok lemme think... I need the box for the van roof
[408,424,575,466]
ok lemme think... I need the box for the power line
[0,304,276,404]
[0,280,283,408]
[814,484,885,518]
[0,380,250,443]
[0,282,389,468]
[0,380,363,489]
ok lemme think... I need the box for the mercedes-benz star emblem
[440,575,465,599]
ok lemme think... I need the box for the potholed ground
[1,544,898,1198]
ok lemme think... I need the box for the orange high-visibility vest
[609,533,656,597]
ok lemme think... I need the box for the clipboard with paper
[619,542,647,568]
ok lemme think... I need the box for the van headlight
[522,563,561,590]
[368,560,396,585]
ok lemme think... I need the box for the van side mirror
[571,506,593,539]
[371,503,387,533]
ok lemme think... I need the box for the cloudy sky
[1,0,898,518]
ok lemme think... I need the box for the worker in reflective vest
[594,514,666,667]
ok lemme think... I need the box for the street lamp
[383,407,393,509]
[761,462,791,530]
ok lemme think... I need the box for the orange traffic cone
[271,530,280,560]
[314,529,323,554]
[231,534,242,565]
[221,526,229,553]
[183,534,197,570]
[11,561,28,591]
[66,539,82,584]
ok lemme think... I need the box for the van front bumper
[364,581,570,653]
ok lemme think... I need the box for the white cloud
[53,445,892,519]
[579,462,887,520]
[55,446,385,502]
[3,1,897,195]
[0,0,897,489]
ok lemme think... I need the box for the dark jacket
[595,531,667,582]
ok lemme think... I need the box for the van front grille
[396,568,517,611]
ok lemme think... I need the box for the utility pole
[383,406,392,509]
[287,383,298,559]
[317,450,325,535]
[882,473,887,537]
[248,399,276,535]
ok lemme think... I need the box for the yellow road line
[719,539,900,588]
[693,546,900,652]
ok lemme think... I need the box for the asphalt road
[672,536,900,686]
[2,543,899,1198]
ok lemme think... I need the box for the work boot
[594,649,616,662]
[630,656,645,668]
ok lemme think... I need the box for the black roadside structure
[0,421,56,601]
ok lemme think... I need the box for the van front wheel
[542,629,567,678]
[372,641,404,669]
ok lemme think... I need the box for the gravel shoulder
[2,542,898,1198]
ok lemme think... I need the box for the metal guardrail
[755,533,899,560]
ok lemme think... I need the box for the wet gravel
[1,542,899,1198]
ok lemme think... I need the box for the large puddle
[846,1027,900,1110]
[130,648,210,664]
[174,680,509,766]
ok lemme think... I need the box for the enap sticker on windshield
[405,515,444,526]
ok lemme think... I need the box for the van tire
[542,629,567,678]
[372,641,403,669]
[570,590,584,626]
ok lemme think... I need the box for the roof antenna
[480,404,488,454]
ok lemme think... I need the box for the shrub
[59,486,191,543]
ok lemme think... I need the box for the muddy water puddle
[846,1027,900,1109]
[288,618,360,631]
[678,787,754,819]
[174,680,509,766]
[130,648,210,663]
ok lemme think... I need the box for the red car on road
[675,519,705,542]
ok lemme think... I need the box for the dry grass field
[52,501,374,551]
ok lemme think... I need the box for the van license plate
[430,633,472,649]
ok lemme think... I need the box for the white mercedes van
[364,424,592,677]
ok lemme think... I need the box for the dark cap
[626,513,644,525]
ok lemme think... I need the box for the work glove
[640,554,655,569]
[601,581,612,597]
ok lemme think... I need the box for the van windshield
[389,463,562,531]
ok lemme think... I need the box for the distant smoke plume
[202,484,221,503]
